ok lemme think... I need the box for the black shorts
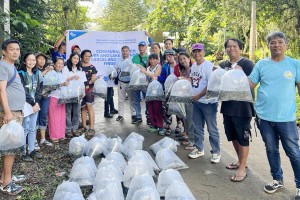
[223,115,252,146]
[81,91,94,107]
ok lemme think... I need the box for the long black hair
[66,52,81,71]
[20,52,38,74]
[178,52,192,71]
[151,43,164,66]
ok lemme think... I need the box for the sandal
[79,127,88,133]
[178,135,188,142]
[51,139,59,144]
[73,130,80,137]
[226,163,248,170]
[66,131,73,138]
[231,173,247,182]
[86,129,95,138]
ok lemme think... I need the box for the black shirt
[219,57,255,117]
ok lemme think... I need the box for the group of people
[0,30,299,199]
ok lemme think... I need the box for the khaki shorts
[0,111,24,156]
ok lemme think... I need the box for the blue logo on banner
[69,31,88,40]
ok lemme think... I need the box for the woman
[36,52,54,148]
[19,52,43,161]
[151,43,164,66]
[48,57,69,142]
[176,52,194,149]
[140,53,164,135]
[164,38,173,50]
[62,53,86,138]
[80,50,97,137]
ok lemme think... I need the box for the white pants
[118,81,135,117]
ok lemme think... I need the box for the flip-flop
[231,173,247,182]
[226,163,248,170]
[226,163,239,170]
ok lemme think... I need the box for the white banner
[66,30,147,75]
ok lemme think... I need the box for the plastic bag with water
[167,102,186,118]
[132,187,160,200]
[103,137,123,156]
[53,181,84,200]
[206,68,226,100]
[146,80,165,101]
[219,69,253,102]
[132,150,159,171]
[119,59,133,83]
[150,137,179,155]
[164,74,178,96]
[126,174,156,200]
[105,152,127,172]
[165,181,196,200]
[84,137,106,157]
[168,79,193,103]
[128,70,147,91]
[93,78,108,99]
[157,169,184,196]
[155,148,188,171]
[58,80,84,104]
[68,135,88,158]
[122,132,144,160]
[0,120,24,155]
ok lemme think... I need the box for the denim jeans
[183,103,194,145]
[23,112,38,153]
[38,97,50,130]
[132,90,142,119]
[66,102,80,132]
[192,102,220,154]
[257,118,300,188]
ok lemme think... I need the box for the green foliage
[8,0,89,55]
[98,0,148,31]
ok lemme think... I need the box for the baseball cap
[164,49,175,56]
[192,43,204,51]
[71,44,80,51]
[138,41,147,46]
[174,46,186,53]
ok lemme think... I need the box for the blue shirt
[249,56,300,122]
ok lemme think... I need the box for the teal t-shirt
[132,54,148,68]
[249,56,300,122]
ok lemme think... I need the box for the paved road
[94,95,297,200]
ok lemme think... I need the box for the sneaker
[146,118,151,125]
[264,180,284,194]
[188,149,204,159]
[12,175,26,183]
[158,128,165,136]
[295,188,300,200]
[132,118,142,124]
[22,154,33,162]
[40,139,53,147]
[0,181,24,195]
[211,153,221,164]
[148,126,158,133]
[34,141,40,151]
[29,150,43,159]
[110,109,118,115]
[116,116,124,121]
[131,115,136,120]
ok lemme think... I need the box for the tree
[97,0,148,31]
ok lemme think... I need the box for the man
[249,31,300,199]
[131,41,148,124]
[115,46,136,122]
[51,31,67,62]
[71,44,81,54]
[189,43,221,164]
[219,38,255,182]
[0,39,26,195]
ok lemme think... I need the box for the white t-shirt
[190,60,216,103]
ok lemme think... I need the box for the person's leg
[201,103,220,154]
[71,103,81,132]
[132,90,142,119]
[65,103,72,133]
[276,121,300,189]
[127,89,136,117]
[192,102,205,152]
[86,104,95,129]
[104,87,113,116]
[2,155,14,186]
[22,116,30,154]
[118,82,126,117]
[38,97,50,140]
[184,103,194,145]
[153,100,164,128]
[27,112,39,154]
[81,106,87,128]
[147,101,156,127]
[258,119,282,181]
[109,87,115,111]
